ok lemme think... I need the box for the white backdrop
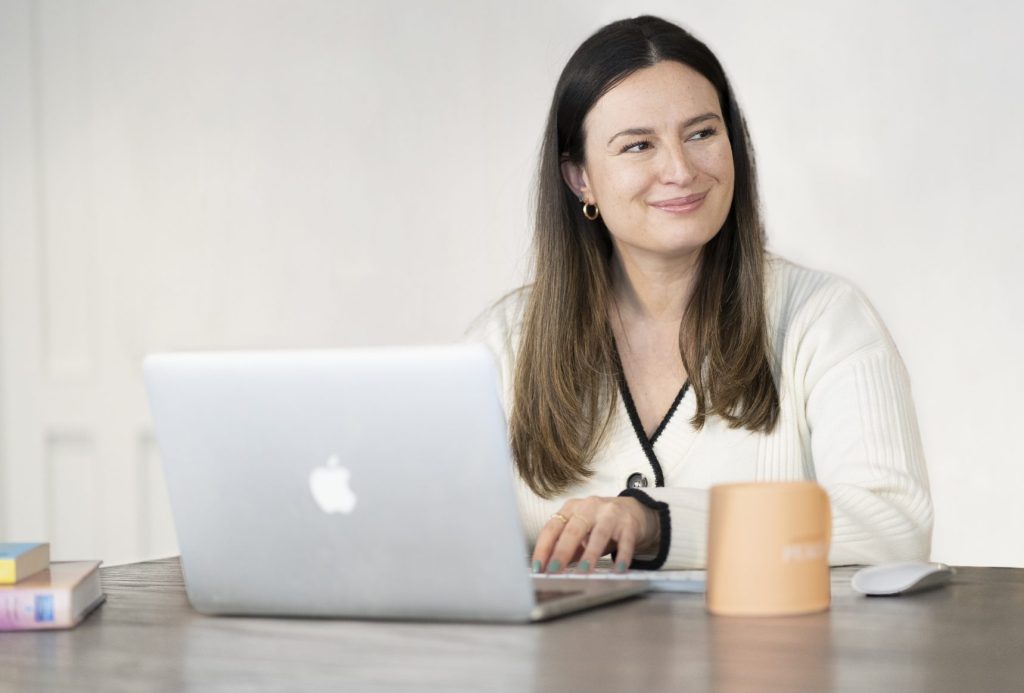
[0,0,1021,566]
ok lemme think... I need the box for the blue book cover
[0,543,46,558]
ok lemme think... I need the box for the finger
[612,520,638,573]
[547,514,593,573]
[531,504,576,572]
[531,517,567,573]
[575,514,616,573]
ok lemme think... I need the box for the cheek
[599,166,656,206]
[694,145,734,183]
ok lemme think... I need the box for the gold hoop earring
[582,200,600,221]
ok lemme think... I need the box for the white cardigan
[467,254,933,569]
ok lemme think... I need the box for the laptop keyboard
[534,569,706,593]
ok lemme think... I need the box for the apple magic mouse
[851,561,954,596]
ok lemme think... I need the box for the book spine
[0,588,72,630]
[0,560,15,584]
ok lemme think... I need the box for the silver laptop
[143,344,647,622]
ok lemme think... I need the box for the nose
[659,142,697,186]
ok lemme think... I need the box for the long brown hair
[511,16,779,498]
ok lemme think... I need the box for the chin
[655,224,721,252]
[635,237,710,259]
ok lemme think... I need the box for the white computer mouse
[851,561,954,596]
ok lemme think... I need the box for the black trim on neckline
[616,488,671,570]
[616,376,666,486]
[649,380,690,446]
[612,347,689,486]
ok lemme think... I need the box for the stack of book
[0,543,105,631]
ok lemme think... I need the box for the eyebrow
[606,112,721,146]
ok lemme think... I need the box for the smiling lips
[650,192,707,214]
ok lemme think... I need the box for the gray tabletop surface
[1,558,1022,692]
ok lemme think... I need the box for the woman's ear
[559,156,590,201]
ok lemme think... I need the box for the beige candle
[707,481,831,616]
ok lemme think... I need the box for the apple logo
[309,455,357,514]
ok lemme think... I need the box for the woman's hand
[531,496,660,574]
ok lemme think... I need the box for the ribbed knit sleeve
[631,487,710,568]
[799,285,933,564]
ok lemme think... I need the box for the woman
[469,16,932,573]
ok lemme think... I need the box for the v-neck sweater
[467,254,933,569]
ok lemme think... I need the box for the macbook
[143,344,647,622]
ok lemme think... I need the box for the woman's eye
[620,140,652,153]
[688,127,717,141]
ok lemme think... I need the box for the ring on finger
[571,513,592,533]
[551,512,569,525]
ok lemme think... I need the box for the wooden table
[1,559,1022,692]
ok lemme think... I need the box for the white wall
[0,0,1020,566]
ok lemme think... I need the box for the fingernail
[615,561,628,573]
[547,559,562,574]
[577,560,590,573]
[532,560,542,574]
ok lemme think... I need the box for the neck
[610,244,702,324]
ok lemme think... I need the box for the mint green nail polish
[532,560,542,574]
[547,559,562,574]
[616,561,628,573]
[578,560,591,573]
